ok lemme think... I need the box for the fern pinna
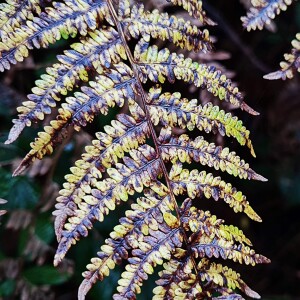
[1,0,270,299]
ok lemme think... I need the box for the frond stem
[106,0,200,279]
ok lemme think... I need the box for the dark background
[0,1,300,299]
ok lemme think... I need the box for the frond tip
[264,32,300,80]
[241,0,295,31]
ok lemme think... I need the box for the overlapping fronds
[79,187,172,299]
[181,201,268,265]
[153,199,269,300]
[53,100,149,240]
[13,62,136,175]
[241,0,295,31]
[1,0,269,299]
[264,32,300,80]
[54,145,162,266]
[153,252,261,300]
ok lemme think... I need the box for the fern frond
[0,0,111,70]
[13,62,136,176]
[148,86,256,156]
[158,128,262,183]
[5,26,125,143]
[54,145,162,266]
[1,0,269,299]
[169,162,262,221]
[241,0,294,31]
[135,40,258,115]
[264,32,300,80]
[54,101,149,240]
[79,187,171,299]
[120,3,212,52]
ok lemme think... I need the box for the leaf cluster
[0,0,270,299]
